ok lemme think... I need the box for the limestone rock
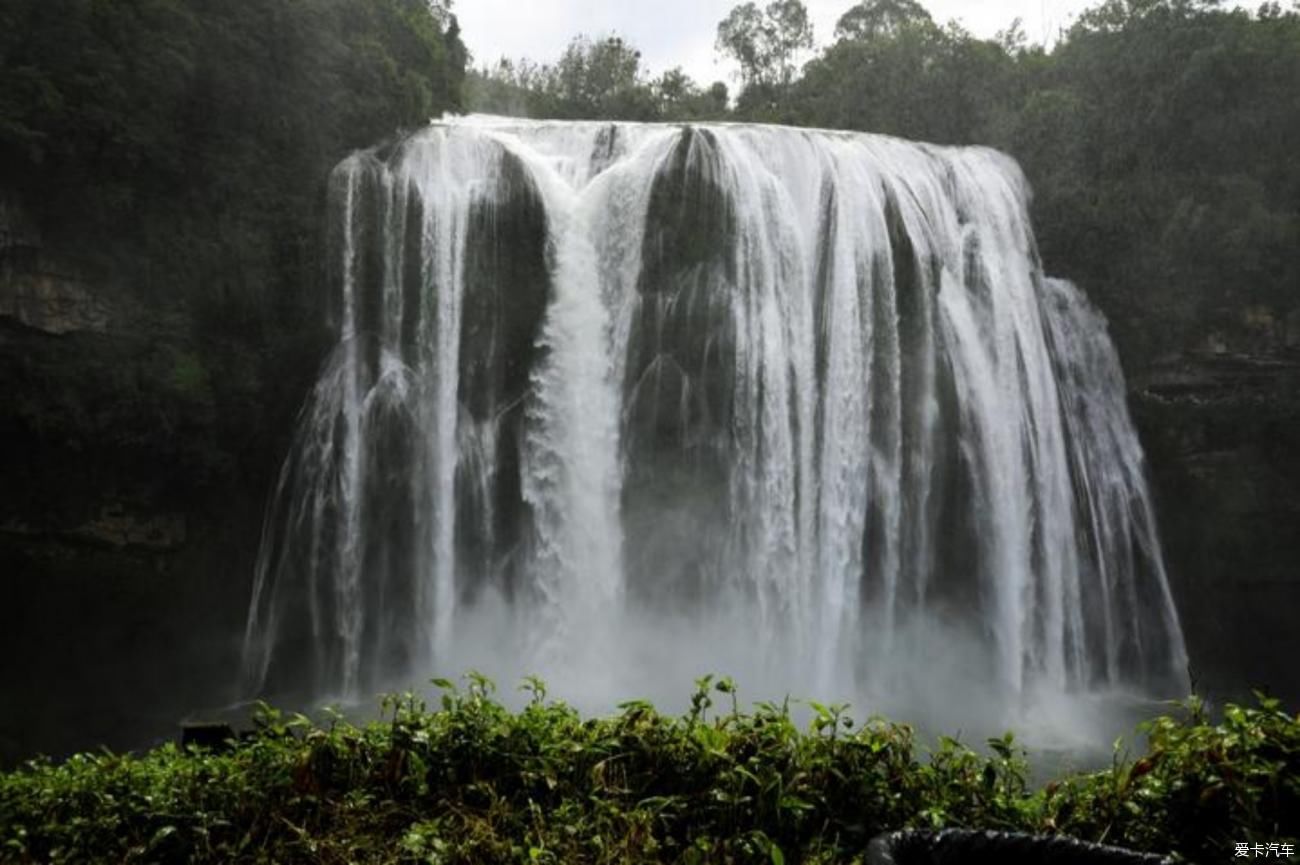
[73,504,187,550]
[0,270,112,335]
[1,190,111,335]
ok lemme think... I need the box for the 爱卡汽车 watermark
[1236,842,1295,858]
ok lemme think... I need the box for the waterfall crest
[242,116,1188,710]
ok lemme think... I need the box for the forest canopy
[0,0,466,322]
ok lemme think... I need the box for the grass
[1,675,1296,864]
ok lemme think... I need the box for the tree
[833,0,934,42]
[765,0,815,83]
[994,17,1030,55]
[706,81,731,114]
[545,34,657,119]
[1070,0,1225,34]
[654,67,697,118]
[650,69,732,120]
[716,3,769,86]
[715,0,813,87]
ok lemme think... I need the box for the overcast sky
[455,0,1101,85]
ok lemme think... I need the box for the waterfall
[241,116,1188,710]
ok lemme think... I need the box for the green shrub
[1,679,1295,863]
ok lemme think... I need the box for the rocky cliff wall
[1130,318,1300,709]
[0,192,328,764]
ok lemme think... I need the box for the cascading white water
[241,116,1188,721]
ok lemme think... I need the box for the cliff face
[1129,314,1300,708]
[0,193,329,764]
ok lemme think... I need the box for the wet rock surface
[0,193,327,765]
[1132,343,1300,708]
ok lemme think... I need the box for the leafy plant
[1,678,1295,863]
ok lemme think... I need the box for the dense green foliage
[1,677,1296,863]
[0,0,465,323]
[466,42,729,122]
[469,0,1300,366]
[998,0,1300,364]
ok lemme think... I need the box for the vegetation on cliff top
[0,0,465,326]
[1,678,1296,864]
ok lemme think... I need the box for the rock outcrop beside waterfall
[1131,341,1300,706]
[0,190,328,765]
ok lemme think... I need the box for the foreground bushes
[1,677,1296,864]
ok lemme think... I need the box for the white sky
[455,0,1103,84]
